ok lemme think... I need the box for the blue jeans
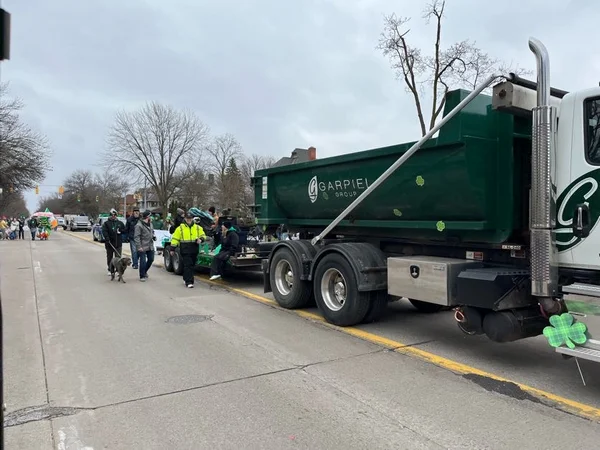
[138,250,155,279]
[130,241,139,268]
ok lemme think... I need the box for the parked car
[92,216,126,242]
[56,217,66,229]
[68,214,92,232]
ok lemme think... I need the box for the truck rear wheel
[363,290,388,323]
[409,299,443,313]
[314,253,370,326]
[172,250,184,275]
[270,248,312,309]
[164,250,174,272]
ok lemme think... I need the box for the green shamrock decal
[542,313,588,349]
[415,176,425,187]
[436,220,445,232]
[393,209,403,217]
[323,192,329,200]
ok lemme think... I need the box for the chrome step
[555,339,600,363]
[562,283,600,298]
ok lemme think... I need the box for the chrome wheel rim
[321,268,347,311]
[274,259,293,296]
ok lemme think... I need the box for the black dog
[109,256,132,283]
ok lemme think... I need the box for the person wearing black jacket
[17,217,25,240]
[27,216,38,240]
[125,207,140,269]
[169,208,185,234]
[209,221,239,281]
[102,208,126,276]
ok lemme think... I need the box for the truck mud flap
[262,258,272,293]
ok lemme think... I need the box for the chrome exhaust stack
[528,38,560,313]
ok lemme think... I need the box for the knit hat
[142,210,151,218]
[223,220,232,229]
[177,208,184,215]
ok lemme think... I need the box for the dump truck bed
[253,89,532,245]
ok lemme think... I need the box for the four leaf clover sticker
[542,313,588,349]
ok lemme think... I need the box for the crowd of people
[0,215,52,240]
[101,206,239,288]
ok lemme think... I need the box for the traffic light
[95,195,99,202]
[9,184,13,193]
[58,185,64,195]
[77,194,81,202]
[35,185,39,195]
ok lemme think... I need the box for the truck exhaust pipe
[528,38,560,313]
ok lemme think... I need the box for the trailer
[253,38,600,364]
[162,215,276,277]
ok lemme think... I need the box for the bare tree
[241,154,276,179]
[94,169,129,211]
[0,83,51,193]
[239,154,276,210]
[205,133,243,207]
[52,169,129,217]
[104,102,209,215]
[175,162,211,209]
[377,0,531,136]
[2,192,30,218]
[37,194,65,215]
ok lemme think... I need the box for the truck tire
[363,290,388,323]
[409,299,443,313]
[172,250,184,275]
[164,250,174,272]
[314,253,370,326]
[269,248,312,309]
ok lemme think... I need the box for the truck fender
[263,240,318,293]
[311,243,387,292]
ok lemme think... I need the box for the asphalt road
[3,231,600,449]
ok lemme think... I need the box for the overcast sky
[3,0,599,212]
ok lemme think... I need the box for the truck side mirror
[572,203,591,238]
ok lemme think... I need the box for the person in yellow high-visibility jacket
[170,211,206,288]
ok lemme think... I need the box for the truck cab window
[585,97,600,164]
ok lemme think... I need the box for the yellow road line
[63,230,600,421]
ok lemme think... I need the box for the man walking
[170,211,206,288]
[102,208,125,276]
[27,216,38,240]
[209,221,239,281]
[17,216,25,240]
[125,207,140,269]
[134,210,155,282]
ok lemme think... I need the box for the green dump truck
[253,38,600,364]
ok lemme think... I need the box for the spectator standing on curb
[134,210,156,282]
[125,207,140,269]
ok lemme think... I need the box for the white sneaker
[209,275,221,281]
[187,284,194,288]
[107,270,112,276]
